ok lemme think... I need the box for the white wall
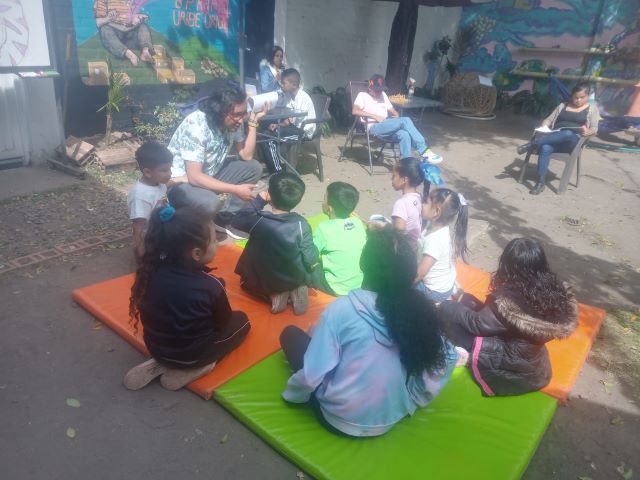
[0,75,62,165]
[274,0,461,92]
[0,74,62,163]
[25,79,63,163]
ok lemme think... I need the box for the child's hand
[259,191,271,202]
[234,184,257,202]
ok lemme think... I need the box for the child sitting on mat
[125,206,251,391]
[390,157,429,251]
[232,172,320,315]
[127,141,173,259]
[313,182,367,296]
[416,188,469,303]
[438,237,578,396]
[280,227,457,437]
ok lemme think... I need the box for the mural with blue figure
[72,0,239,85]
[457,0,640,94]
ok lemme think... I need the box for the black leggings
[259,124,304,174]
[279,325,349,436]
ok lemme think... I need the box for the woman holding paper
[517,82,600,195]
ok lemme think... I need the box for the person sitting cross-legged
[353,74,443,165]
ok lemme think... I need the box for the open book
[535,125,583,134]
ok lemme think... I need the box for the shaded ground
[0,110,638,479]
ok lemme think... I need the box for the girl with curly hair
[125,206,250,391]
[279,227,458,437]
[438,237,578,396]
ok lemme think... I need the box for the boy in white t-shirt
[352,74,443,164]
[127,141,173,258]
[261,68,316,173]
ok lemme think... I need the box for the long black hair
[491,238,573,320]
[360,228,446,377]
[199,81,246,131]
[270,45,283,66]
[395,157,430,194]
[129,206,212,332]
[425,188,469,263]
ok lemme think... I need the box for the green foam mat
[216,352,557,480]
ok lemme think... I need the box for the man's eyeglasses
[227,109,247,120]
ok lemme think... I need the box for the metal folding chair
[337,81,398,175]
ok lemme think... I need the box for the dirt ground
[0,110,638,479]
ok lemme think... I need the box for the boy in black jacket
[232,172,320,315]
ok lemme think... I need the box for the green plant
[510,90,557,118]
[133,102,183,143]
[97,61,128,146]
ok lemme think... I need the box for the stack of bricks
[152,44,196,84]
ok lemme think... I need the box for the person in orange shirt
[94,0,154,66]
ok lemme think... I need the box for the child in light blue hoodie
[280,227,458,437]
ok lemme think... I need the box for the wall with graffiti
[71,0,239,85]
[456,0,640,116]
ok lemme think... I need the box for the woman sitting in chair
[353,75,443,165]
[260,46,284,93]
[517,82,600,195]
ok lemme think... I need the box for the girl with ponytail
[279,227,457,437]
[416,188,469,302]
[125,206,250,391]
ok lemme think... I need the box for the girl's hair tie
[159,205,176,223]
[458,193,468,207]
[420,162,444,185]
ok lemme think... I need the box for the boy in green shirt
[313,182,367,296]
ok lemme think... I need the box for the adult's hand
[233,183,257,202]
[253,101,272,122]
[579,125,589,136]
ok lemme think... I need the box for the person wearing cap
[352,75,443,164]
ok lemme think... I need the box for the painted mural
[456,0,640,116]
[71,0,239,85]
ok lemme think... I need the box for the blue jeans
[415,282,453,303]
[534,130,579,177]
[369,117,428,158]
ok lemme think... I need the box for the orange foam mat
[456,262,605,401]
[72,244,335,400]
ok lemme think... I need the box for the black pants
[155,311,251,368]
[438,293,483,352]
[279,325,348,436]
[260,124,303,174]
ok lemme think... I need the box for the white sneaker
[422,150,444,165]
[123,358,168,390]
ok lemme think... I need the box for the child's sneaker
[160,361,217,391]
[421,148,443,165]
[270,291,290,314]
[290,285,308,315]
[123,358,168,390]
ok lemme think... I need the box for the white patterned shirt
[168,110,245,178]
